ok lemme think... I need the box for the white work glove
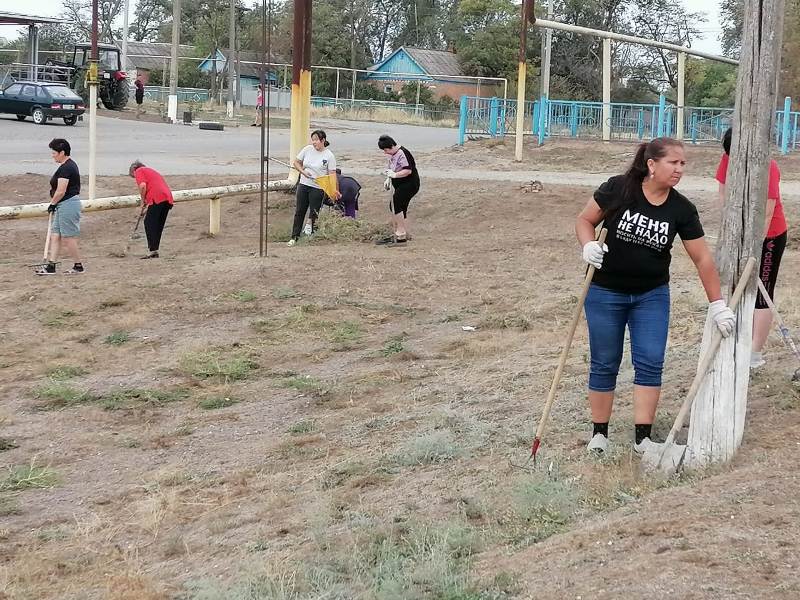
[383,169,398,179]
[582,240,608,270]
[708,299,736,338]
[383,177,391,191]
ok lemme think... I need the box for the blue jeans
[584,284,670,392]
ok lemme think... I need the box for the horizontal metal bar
[533,18,738,66]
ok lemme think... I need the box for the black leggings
[391,179,420,217]
[144,202,171,252]
[755,230,787,309]
[292,183,324,239]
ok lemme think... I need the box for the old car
[0,81,85,125]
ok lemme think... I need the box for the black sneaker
[35,262,56,276]
[375,235,395,245]
[140,251,159,259]
[64,263,84,275]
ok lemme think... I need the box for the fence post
[532,100,540,136]
[209,197,221,235]
[793,113,799,151]
[691,113,698,144]
[499,100,508,137]
[538,95,547,146]
[781,96,791,154]
[458,95,468,146]
[570,102,578,137]
[489,97,499,137]
[637,110,645,140]
[666,109,673,137]
[657,94,666,137]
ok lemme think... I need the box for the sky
[1,0,725,55]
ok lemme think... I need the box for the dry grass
[310,105,458,128]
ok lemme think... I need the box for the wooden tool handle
[534,228,608,440]
[664,256,757,443]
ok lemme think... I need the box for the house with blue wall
[363,46,500,101]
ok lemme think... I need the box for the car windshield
[44,86,79,99]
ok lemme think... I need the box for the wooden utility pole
[514,0,534,162]
[686,0,786,468]
[168,0,181,122]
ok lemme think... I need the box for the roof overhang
[0,11,68,26]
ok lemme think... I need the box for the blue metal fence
[459,94,800,154]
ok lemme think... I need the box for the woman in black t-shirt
[36,138,84,275]
[574,137,735,456]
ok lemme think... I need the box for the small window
[36,86,49,99]
[20,85,36,98]
[4,83,22,95]
[383,84,393,93]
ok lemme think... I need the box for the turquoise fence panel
[456,96,800,151]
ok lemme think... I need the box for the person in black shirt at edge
[37,138,84,275]
[575,137,735,455]
[376,135,420,246]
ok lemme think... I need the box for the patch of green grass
[33,381,96,410]
[231,290,257,303]
[279,375,329,398]
[179,350,258,383]
[45,365,88,380]
[43,310,77,328]
[501,477,580,546]
[308,212,388,244]
[97,388,191,411]
[395,431,464,466]
[0,462,58,491]
[330,321,363,351]
[271,286,299,299]
[0,437,19,452]
[287,419,316,435]
[104,331,130,346]
[381,334,407,357]
[198,396,239,410]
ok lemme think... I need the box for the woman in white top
[288,130,340,246]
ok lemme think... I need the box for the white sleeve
[296,145,309,163]
[326,152,337,174]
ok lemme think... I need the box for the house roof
[403,47,462,76]
[123,41,201,71]
[368,46,464,78]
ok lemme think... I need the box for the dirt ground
[1,139,800,599]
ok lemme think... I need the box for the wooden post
[686,0,785,468]
[209,197,221,235]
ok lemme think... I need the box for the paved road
[0,114,459,177]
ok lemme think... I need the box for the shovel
[28,213,58,268]
[641,256,756,475]
[520,228,608,468]
[112,211,144,258]
[754,277,800,381]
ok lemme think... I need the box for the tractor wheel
[111,79,130,110]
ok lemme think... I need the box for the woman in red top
[716,128,788,368]
[129,161,174,259]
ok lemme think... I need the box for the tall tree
[61,0,124,43]
[131,0,170,42]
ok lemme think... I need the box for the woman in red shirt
[716,128,788,368]
[129,161,174,259]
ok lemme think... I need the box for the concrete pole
[602,37,611,142]
[227,0,236,118]
[335,68,340,101]
[540,0,553,98]
[676,51,686,140]
[514,0,533,162]
[89,0,99,202]
[122,0,130,70]
[168,0,181,123]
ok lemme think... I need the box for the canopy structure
[0,11,68,81]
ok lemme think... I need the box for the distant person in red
[129,161,174,259]
[716,127,789,369]
[252,83,264,127]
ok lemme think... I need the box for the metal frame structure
[0,12,68,81]
[531,18,739,144]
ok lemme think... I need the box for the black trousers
[291,183,324,240]
[144,202,172,252]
